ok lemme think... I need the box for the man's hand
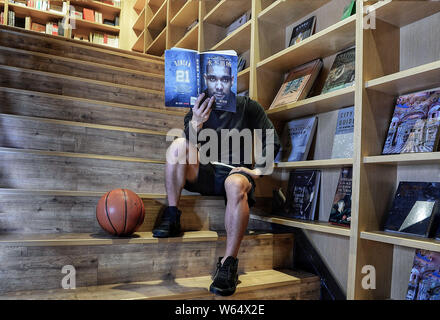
[191,93,215,127]
[228,167,262,180]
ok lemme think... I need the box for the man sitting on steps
[153,59,280,297]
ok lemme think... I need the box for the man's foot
[152,206,182,238]
[209,256,239,296]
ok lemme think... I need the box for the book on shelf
[83,8,95,22]
[383,182,440,238]
[269,59,323,110]
[288,16,316,47]
[331,106,354,159]
[237,54,246,72]
[31,21,45,33]
[285,170,321,221]
[275,116,318,163]
[164,48,238,112]
[185,19,198,34]
[342,0,356,20]
[94,11,103,24]
[102,0,121,7]
[8,11,15,27]
[15,16,25,28]
[90,32,119,48]
[49,2,67,14]
[406,249,440,300]
[0,12,4,25]
[329,167,352,227]
[382,87,440,155]
[321,46,355,94]
[226,11,251,36]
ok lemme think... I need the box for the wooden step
[0,26,164,75]
[0,113,170,161]
[0,87,185,132]
[0,46,165,91]
[0,232,294,294]
[0,65,165,110]
[0,269,319,300]
[0,191,271,234]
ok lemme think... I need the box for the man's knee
[225,175,251,202]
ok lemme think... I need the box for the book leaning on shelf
[406,249,440,300]
[275,116,317,163]
[164,48,238,112]
[383,182,440,238]
[226,11,251,36]
[285,170,321,221]
[382,87,440,155]
[288,16,316,47]
[269,59,323,110]
[329,167,352,227]
[321,46,355,94]
[331,106,354,159]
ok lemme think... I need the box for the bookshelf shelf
[364,152,440,166]
[132,30,145,52]
[257,15,356,72]
[204,0,251,28]
[210,19,251,54]
[370,0,440,28]
[146,25,166,56]
[250,214,351,237]
[275,158,353,170]
[258,0,330,27]
[237,67,250,93]
[134,0,146,14]
[75,18,120,33]
[174,23,198,50]
[133,7,145,34]
[69,0,121,15]
[365,60,440,96]
[170,0,198,28]
[266,86,355,120]
[147,0,166,31]
[360,231,440,253]
[148,0,165,10]
[7,3,65,20]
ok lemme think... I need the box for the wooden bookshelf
[132,29,145,52]
[210,19,251,53]
[7,3,65,20]
[360,231,440,253]
[275,158,353,169]
[146,0,166,32]
[203,0,251,27]
[170,0,198,28]
[132,7,145,34]
[75,18,120,33]
[146,25,165,55]
[364,152,440,166]
[69,0,121,15]
[237,67,250,93]
[174,23,198,50]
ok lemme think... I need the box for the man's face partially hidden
[204,65,233,102]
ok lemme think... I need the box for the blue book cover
[164,48,238,112]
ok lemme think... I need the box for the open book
[164,48,238,112]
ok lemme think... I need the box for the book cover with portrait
[164,48,238,112]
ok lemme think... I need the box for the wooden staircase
[0,25,320,300]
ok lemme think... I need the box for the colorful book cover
[329,167,352,227]
[275,116,318,162]
[288,16,316,47]
[384,182,440,237]
[341,0,356,20]
[382,87,440,154]
[164,48,238,112]
[321,47,355,94]
[285,170,321,220]
[406,250,440,300]
[331,106,354,159]
[269,59,323,110]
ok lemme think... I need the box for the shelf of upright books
[250,214,351,237]
[257,15,356,72]
[258,0,329,27]
[170,0,198,28]
[146,25,166,56]
[360,231,440,253]
[203,0,251,27]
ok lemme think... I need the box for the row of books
[6,11,65,35]
[72,31,118,48]
[269,46,355,110]
[9,0,67,14]
[70,6,119,26]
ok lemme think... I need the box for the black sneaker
[209,256,239,296]
[152,206,182,238]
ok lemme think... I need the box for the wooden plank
[361,231,440,253]
[70,0,121,15]
[174,24,199,50]
[170,0,198,28]
[275,158,353,169]
[146,26,167,56]
[0,114,169,160]
[0,269,318,300]
[210,20,251,54]
[0,65,165,110]
[364,152,440,166]
[0,46,164,91]
[204,0,252,28]
[0,26,164,74]
[74,19,120,34]
[0,87,185,132]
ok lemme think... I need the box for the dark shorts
[183,163,256,208]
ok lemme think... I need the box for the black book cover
[285,170,321,220]
[288,16,316,47]
[329,167,352,227]
[384,182,440,238]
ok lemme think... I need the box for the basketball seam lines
[135,195,144,229]
[122,189,127,235]
[105,191,118,235]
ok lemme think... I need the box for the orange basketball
[96,189,145,236]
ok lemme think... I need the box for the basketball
[96,189,145,236]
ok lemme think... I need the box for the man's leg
[222,174,252,264]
